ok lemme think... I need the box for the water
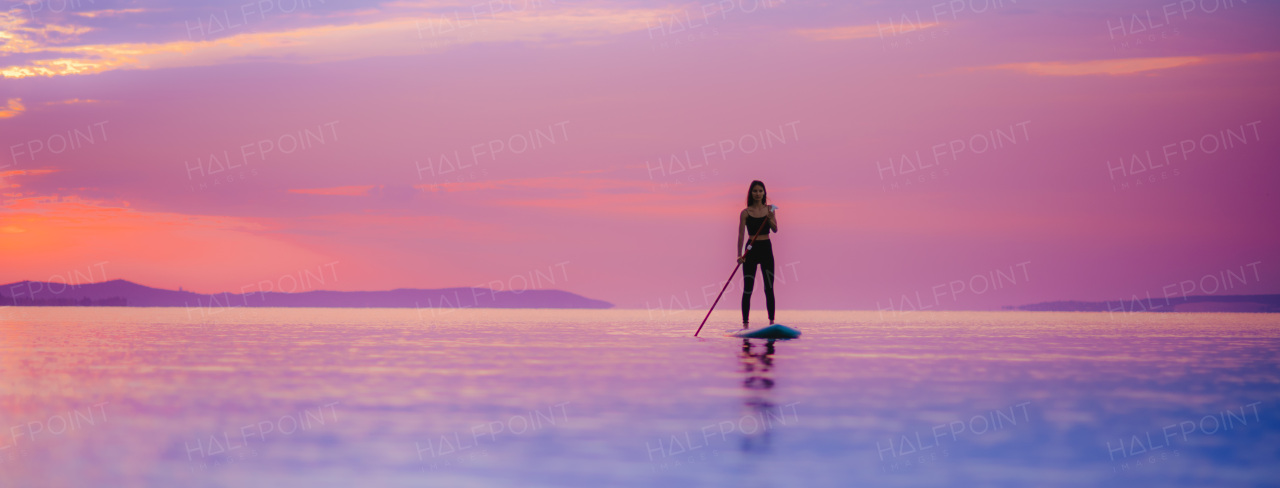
[0,307,1277,487]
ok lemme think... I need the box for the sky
[0,0,1277,312]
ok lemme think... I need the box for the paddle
[694,205,775,337]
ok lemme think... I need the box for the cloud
[0,98,25,118]
[1,4,675,78]
[413,175,659,194]
[0,169,57,178]
[42,98,103,106]
[73,8,152,18]
[966,52,1279,77]
[985,56,1204,76]
[288,185,376,196]
[793,22,940,41]
[0,194,333,291]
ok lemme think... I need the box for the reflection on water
[0,308,1276,488]
[740,339,777,454]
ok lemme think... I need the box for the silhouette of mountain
[1015,294,1280,313]
[0,279,613,309]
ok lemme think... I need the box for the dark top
[745,213,772,235]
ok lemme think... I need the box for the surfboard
[731,324,801,340]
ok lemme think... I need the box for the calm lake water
[0,307,1277,487]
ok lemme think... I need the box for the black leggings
[742,238,775,324]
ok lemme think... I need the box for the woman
[737,180,777,329]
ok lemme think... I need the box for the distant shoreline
[0,279,613,310]
[1011,294,1280,313]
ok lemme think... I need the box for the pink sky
[1,0,1278,311]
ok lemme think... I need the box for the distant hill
[0,279,613,309]
[1014,294,1280,313]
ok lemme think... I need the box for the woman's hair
[746,180,768,206]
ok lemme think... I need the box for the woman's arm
[769,206,778,233]
[737,210,746,255]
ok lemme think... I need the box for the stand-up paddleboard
[731,324,801,340]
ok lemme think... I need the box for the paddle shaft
[694,208,773,337]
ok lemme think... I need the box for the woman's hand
[737,255,746,264]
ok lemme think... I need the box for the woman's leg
[762,243,776,323]
[742,251,758,326]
